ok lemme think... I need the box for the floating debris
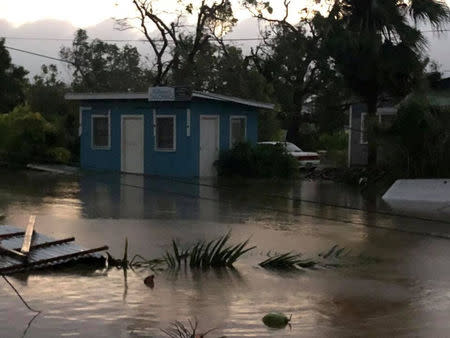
[144,275,155,288]
[262,312,291,329]
[0,217,108,274]
[161,319,217,338]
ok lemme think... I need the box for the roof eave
[64,91,275,110]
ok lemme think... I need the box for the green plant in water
[259,245,380,271]
[259,252,316,270]
[165,232,256,269]
[161,319,216,338]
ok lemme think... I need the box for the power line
[1,26,449,43]
[3,36,264,43]
[4,45,73,64]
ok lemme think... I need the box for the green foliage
[215,142,298,178]
[259,252,316,270]
[47,147,71,164]
[60,29,152,92]
[258,109,283,141]
[164,233,255,269]
[378,96,450,178]
[0,38,28,113]
[27,64,69,119]
[0,105,57,164]
[317,131,347,151]
[258,245,377,272]
[326,0,450,167]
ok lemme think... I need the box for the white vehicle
[258,141,320,168]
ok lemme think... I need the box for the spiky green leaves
[165,233,256,269]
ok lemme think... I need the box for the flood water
[0,169,450,337]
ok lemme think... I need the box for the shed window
[92,115,110,148]
[156,116,176,151]
[230,116,246,147]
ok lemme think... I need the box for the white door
[199,116,219,177]
[122,116,144,174]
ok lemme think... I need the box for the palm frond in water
[259,252,316,270]
[165,232,255,269]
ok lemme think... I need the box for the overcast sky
[1,0,449,80]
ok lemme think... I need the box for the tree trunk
[366,96,378,169]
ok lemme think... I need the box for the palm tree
[326,0,450,168]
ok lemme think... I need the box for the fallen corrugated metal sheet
[0,225,108,274]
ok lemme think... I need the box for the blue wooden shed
[66,87,274,177]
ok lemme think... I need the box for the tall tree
[244,1,337,144]
[118,0,237,86]
[60,29,152,92]
[0,38,28,113]
[325,0,450,167]
[27,64,68,119]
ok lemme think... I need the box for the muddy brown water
[0,169,449,337]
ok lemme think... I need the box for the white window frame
[154,114,176,152]
[229,115,247,148]
[91,113,111,150]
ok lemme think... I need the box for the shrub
[317,131,348,151]
[378,96,450,178]
[215,142,298,178]
[0,105,65,164]
[47,147,71,164]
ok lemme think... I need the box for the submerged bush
[215,142,298,178]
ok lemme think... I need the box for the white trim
[186,108,191,137]
[348,105,352,167]
[91,112,111,150]
[155,114,177,152]
[66,92,148,100]
[229,115,247,148]
[121,114,144,173]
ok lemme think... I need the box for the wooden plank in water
[21,215,36,255]
[0,245,26,258]
[0,245,109,274]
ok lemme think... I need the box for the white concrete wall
[383,179,450,203]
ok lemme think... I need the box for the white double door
[199,115,220,177]
[121,115,144,174]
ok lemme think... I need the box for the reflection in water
[0,169,450,336]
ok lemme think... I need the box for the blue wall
[80,98,259,177]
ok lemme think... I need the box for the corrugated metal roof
[0,225,107,274]
[64,90,275,110]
